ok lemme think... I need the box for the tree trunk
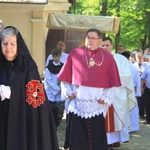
[100,0,107,37]
[100,0,107,16]
[115,0,120,53]
[147,11,150,49]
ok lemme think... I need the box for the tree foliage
[69,0,150,51]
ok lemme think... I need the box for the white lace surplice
[61,83,116,119]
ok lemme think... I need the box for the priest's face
[85,32,102,50]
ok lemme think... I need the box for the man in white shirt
[133,51,149,119]
[102,37,136,149]
[121,51,140,132]
[141,65,150,124]
[45,41,68,66]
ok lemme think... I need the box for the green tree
[69,0,150,51]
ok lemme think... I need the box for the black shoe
[140,116,146,119]
[107,144,113,150]
[142,121,150,124]
[113,142,120,147]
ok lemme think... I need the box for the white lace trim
[65,99,109,118]
[62,83,116,119]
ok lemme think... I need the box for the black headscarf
[0,26,36,72]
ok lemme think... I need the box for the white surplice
[107,54,136,144]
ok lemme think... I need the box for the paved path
[57,118,150,150]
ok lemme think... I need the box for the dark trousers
[49,101,65,128]
[137,94,146,117]
[144,87,150,122]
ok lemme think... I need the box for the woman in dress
[0,26,59,150]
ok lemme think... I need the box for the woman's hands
[0,85,11,101]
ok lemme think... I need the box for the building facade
[0,0,71,73]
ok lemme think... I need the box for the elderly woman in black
[0,26,59,150]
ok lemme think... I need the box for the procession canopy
[46,13,120,33]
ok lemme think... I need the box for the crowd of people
[44,29,149,150]
[0,18,150,150]
[102,37,136,149]
[116,45,150,126]
[130,48,150,125]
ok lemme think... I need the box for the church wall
[0,1,71,74]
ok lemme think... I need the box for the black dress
[0,57,59,150]
[0,26,59,150]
